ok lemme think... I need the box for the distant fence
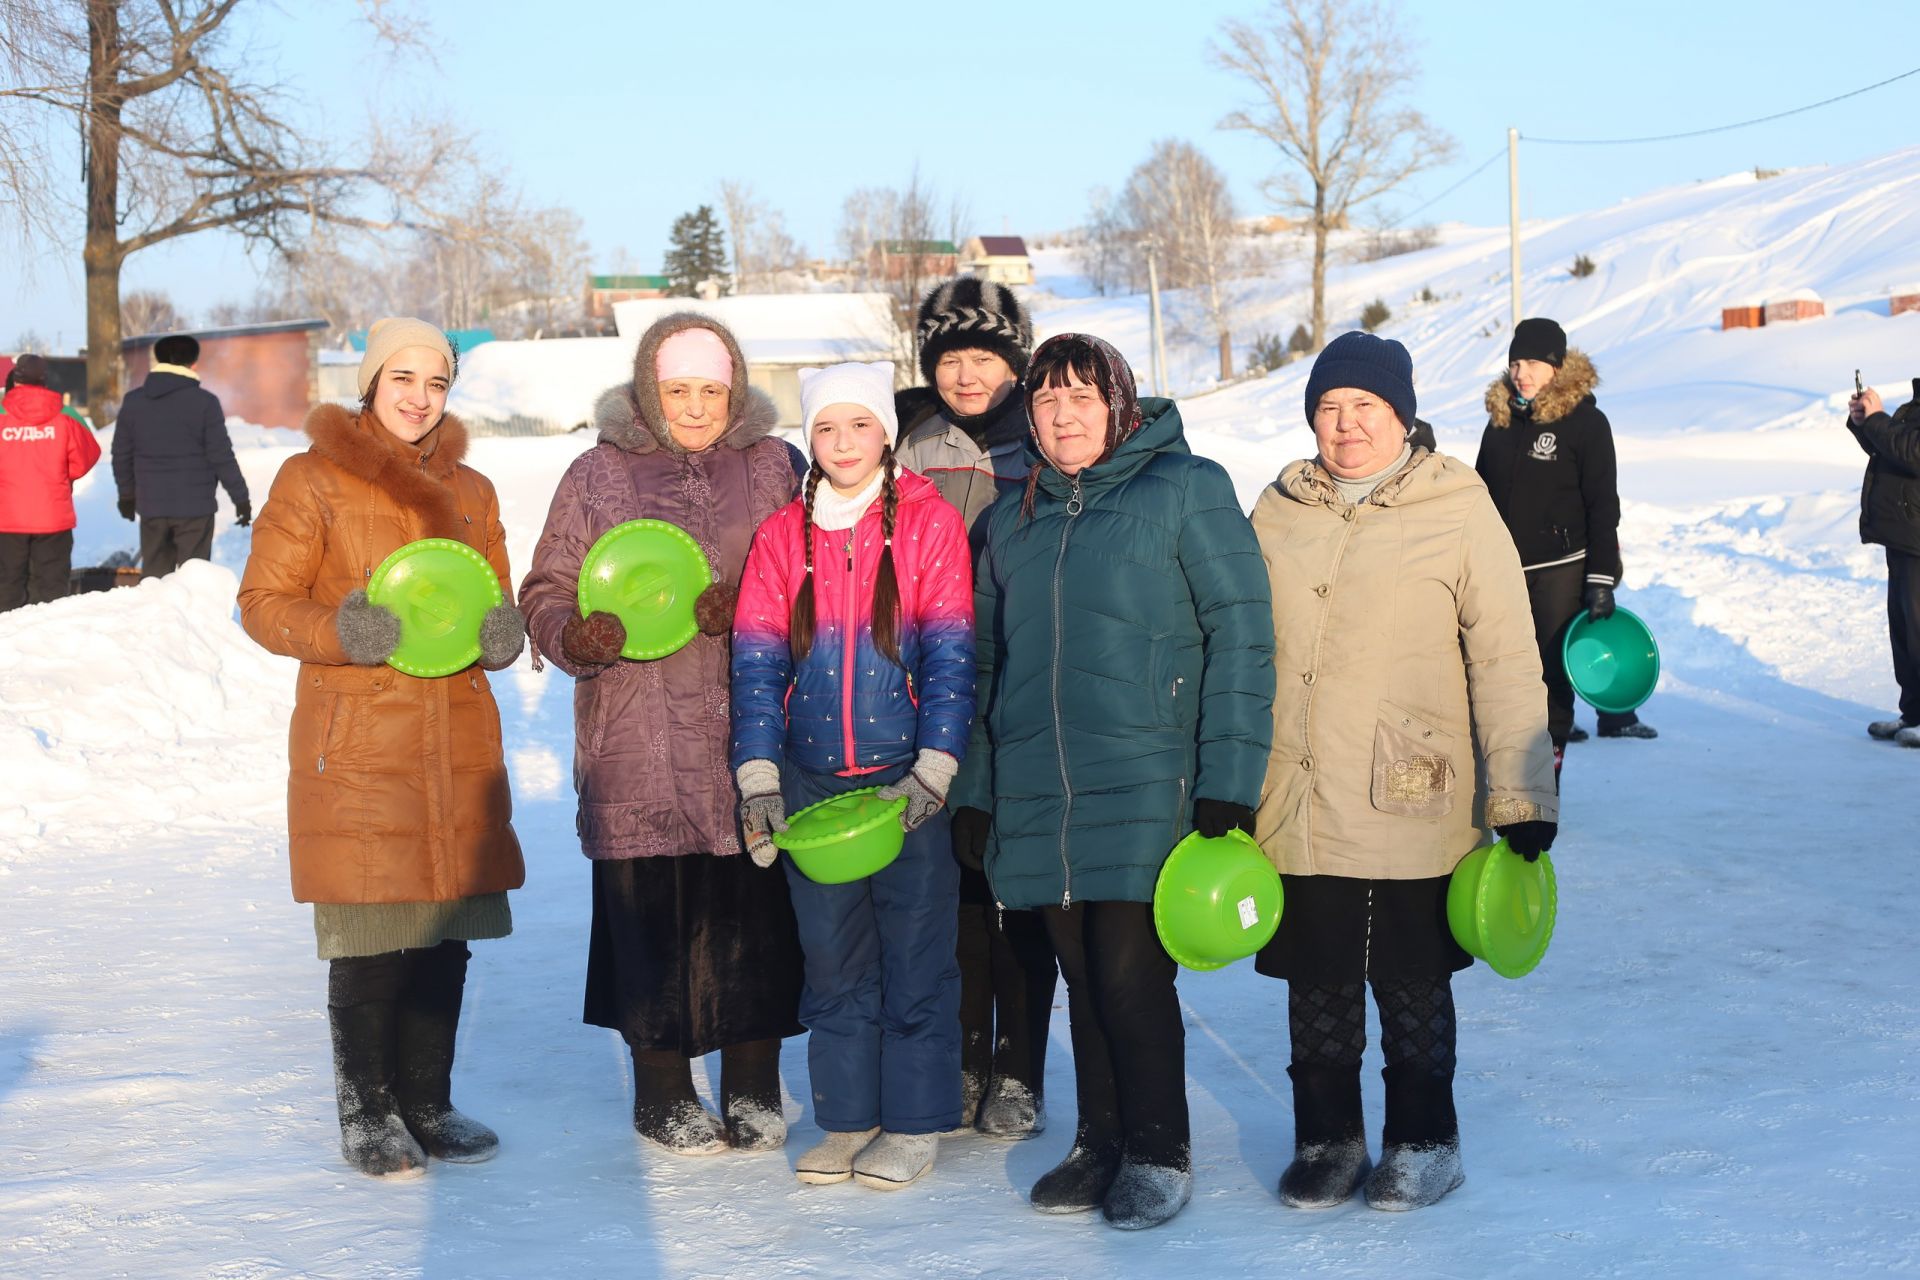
[459,414,589,438]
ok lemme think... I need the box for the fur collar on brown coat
[598,310,779,455]
[303,402,472,540]
[1484,348,1600,428]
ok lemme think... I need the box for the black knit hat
[1508,317,1567,368]
[915,276,1034,385]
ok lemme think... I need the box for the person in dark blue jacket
[113,334,250,575]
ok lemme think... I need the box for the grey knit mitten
[478,602,527,670]
[335,590,401,666]
[736,759,787,868]
[877,749,959,833]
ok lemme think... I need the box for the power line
[1522,64,1920,146]
[1383,147,1505,228]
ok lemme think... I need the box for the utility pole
[1508,127,1522,328]
[1145,241,1168,396]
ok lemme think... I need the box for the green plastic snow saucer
[577,519,712,661]
[1562,604,1660,714]
[1446,838,1557,979]
[773,787,910,884]
[366,537,503,678]
[1152,828,1284,972]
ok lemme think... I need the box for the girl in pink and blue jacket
[729,360,974,1191]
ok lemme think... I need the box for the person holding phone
[1847,372,1920,747]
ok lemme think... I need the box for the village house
[961,235,1033,286]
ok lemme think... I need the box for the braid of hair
[870,447,903,667]
[791,461,823,661]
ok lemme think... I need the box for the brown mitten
[562,610,627,668]
[695,581,739,637]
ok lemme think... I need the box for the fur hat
[1303,331,1416,430]
[1508,317,1567,368]
[358,317,455,398]
[799,361,899,445]
[916,277,1034,385]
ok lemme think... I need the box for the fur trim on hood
[1485,348,1600,428]
[592,381,779,455]
[608,310,774,455]
[303,402,470,541]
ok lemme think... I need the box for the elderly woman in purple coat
[520,313,806,1156]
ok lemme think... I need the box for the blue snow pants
[781,762,962,1135]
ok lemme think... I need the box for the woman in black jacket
[1474,318,1655,772]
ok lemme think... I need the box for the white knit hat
[798,361,898,445]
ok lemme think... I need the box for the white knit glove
[877,749,959,833]
[736,759,786,868]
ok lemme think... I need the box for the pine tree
[662,205,732,298]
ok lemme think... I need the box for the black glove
[951,806,991,872]
[1583,582,1615,621]
[1498,820,1558,862]
[1193,798,1256,839]
[234,503,251,528]
[118,497,135,522]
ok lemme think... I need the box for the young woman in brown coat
[239,318,527,1179]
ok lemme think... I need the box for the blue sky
[6,0,1918,347]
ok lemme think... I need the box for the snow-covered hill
[5,150,1920,1278]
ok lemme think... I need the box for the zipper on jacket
[1052,475,1083,908]
[839,525,858,770]
[316,693,339,774]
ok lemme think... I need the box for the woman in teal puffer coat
[949,332,1274,1230]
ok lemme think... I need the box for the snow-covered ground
[5,150,1920,1278]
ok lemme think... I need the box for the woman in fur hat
[893,277,1058,1141]
[953,332,1275,1229]
[238,318,529,1178]
[518,314,807,1158]
[1475,317,1655,768]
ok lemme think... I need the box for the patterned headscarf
[1020,333,1143,519]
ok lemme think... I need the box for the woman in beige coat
[1250,332,1559,1213]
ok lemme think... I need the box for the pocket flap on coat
[1370,699,1455,818]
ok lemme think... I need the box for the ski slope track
[4,149,1919,1277]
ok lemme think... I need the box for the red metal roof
[975,236,1028,257]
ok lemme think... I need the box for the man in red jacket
[0,354,102,610]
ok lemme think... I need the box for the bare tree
[120,288,186,337]
[719,180,804,294]
[1078,186,1142,298]
[837,167,962,375]
[1213,0,1455,350]
[0,1,457,418]
[1124,139,1243,379]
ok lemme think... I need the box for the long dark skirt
[1255,873,1471,985]
[583,852,805,1057]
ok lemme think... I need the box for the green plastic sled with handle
[366,537,503,679]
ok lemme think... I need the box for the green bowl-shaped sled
[577,519,713,661]
[1152,828,1284,972]
[1446,838,1557,979]
[1562,605,1660,714]
[773,787,910,884]
[367,538,503,678]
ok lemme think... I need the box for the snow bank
[446,336,637,435]
[0,560,294,857]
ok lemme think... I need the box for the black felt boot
[1364,1064,1464,1211]
[631,1045,726,1156]
[1031,1127,1123,1214]
[1279,1063,1371,1208]
[395,942,498,1164]
[719,1038,786,1152]
[977,906,1056,1139]
[329,997,426,1179]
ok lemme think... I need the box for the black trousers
[0,530,73,611]
[1043,901,1188,1169]
[140,515,215,577]
[1890,548,1920,724]
[1525,561,1644,742]
[955,865,1057,1103]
